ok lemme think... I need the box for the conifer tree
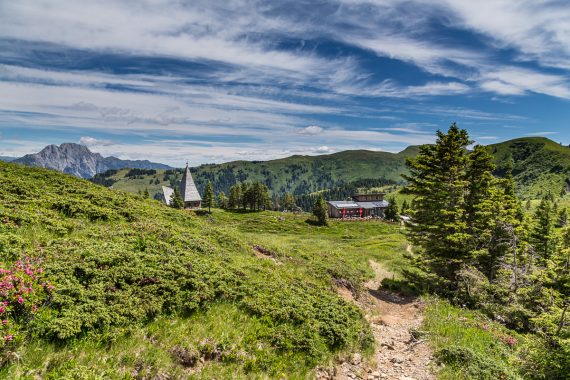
[312,195,328,226]
[143,188,150,199]
[464,145,495,245]
[282,193,296,211]
[229,184,242,209]
[240,182,249,209]
[217,191,228,209]
[170,188,184,209]
[203,181,214,213]
[403,123,472,285]
[384,197,399,221]
[531,196,556,264]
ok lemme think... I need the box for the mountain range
[89,137,570,200]
[12,143,171,178]
[10,137,570,200]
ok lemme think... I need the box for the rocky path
[319,260,435,380]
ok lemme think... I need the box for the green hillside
[0,160,410,378]
[92,148,415,201]
[489,137,570,199]
[91,138,570,203]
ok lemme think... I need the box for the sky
[0,0,569,166]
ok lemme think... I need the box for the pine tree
[531,196,556,264]
[464,145,496,257]
[229,184,241,209]
[203,181,214,213]
[217,191,228,209]
[143,188,150,199]
[240,182,249,209]
[312,195,328,226]
[384,197,399,221]
[403,123,472,285]
[282,193,296,211]
[170,188,184,209]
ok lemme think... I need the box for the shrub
[0,257,53,357]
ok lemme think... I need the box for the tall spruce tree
[464,145,495,243]
[403,123,473,285]
[531,196,556,264]
[203,181,214,213]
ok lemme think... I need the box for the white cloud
[526,131,558,136]
[79,136,113,147]
[314,146,333,153]
[297,125,324,135]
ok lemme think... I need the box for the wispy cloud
[0,0,568,164]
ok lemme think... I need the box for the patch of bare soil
[252,244,282,264]
[323,260,435,380]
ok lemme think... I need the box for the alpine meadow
[1,1,570,379]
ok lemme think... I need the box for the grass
[0,161,408,378]
[423,298,525,380]
[5,303,314,379]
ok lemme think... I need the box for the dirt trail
[320,260,435,380]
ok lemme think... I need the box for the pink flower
[1,320,7,325]
[17,296,24,304]
[4,335,13,342]
[0,307,4,314]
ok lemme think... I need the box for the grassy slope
[0,161,410,379]
[489,137,570,199]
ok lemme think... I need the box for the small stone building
[162,164,202,209]
[327,193,389,219]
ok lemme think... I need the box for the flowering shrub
[0,257,53,351]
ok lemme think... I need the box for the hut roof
[179,164,201,202]
[162,186,174,205]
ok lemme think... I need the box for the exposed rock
[14,143,171,178]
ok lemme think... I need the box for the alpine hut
[162,163,202,209]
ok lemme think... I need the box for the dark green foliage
[227,182,270,211]
[125,169,156,178]
[435,346,518,380]
[203,181,214,213]
[384,198,398,221]
[169,188,184,209]
[281,193,296,211]
[403,124,474,285]
[312,196,328,226]
[406,126,570,379]
[216,191,228,209]
[531,196,556,263]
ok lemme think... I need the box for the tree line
[403,124,569,377]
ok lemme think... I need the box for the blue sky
[0,0,569,166]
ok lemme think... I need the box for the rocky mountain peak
[14,143,171,178]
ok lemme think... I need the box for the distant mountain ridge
[93,137,570,201]
[14,143,171,178]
